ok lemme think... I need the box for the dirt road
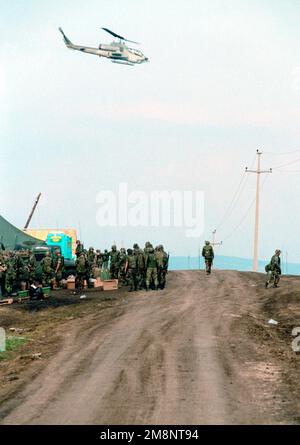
[0,270,299,424]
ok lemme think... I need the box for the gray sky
[1,0,300,260]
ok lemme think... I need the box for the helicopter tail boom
[58,28,74,48]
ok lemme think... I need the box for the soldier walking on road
[202,241,214,275]
[265,249,281,288]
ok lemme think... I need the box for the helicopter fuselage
[59,29,148,66]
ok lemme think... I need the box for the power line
[222,172,270,244]
[215,153,256,231]
[272,157,300,170]
[215,173,248,230]
[274,169,300,173]
[264,149,300,156]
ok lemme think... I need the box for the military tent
[0,214,45,250]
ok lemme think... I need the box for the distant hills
[169,255,299,275]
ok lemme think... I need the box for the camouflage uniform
[41,253,54,287]
[265,250,281,288]
[118,248,128,286]
[202,241,214,275]
[28,253,37,282]
[126,249,138,292]
[76,253,88,289]
[87,248,96,279]
[53,252,65,286]
[95,250,103,269]
[17,252,31,288]
[109,245,120,279]
[75,241,84,258]
[4,254,17,294]
[0,256,7,297]
[133,244,145,290]
[102,250,109,270]
[155,245,169,289]
[145,247,158,290]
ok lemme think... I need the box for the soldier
[145,246,159,291]
[202,241,214,275]
[28,251,37,283]
[155,245,169,289]
[118,248,128,286]
[109,245,120,279]
[133,243,145,290]
[4,253,17,294]
[144,241,153,254]
[95,249,103,269]
[125,249,138,292]
[53,251,64,288]
[265,250,282,288]
[75,240,84,258]
[0,254,7,297]
[87,247,96,280]
[41,251,54,287]
[102,249,109,270]
[76,252,88,289]
[17,251,31,289]
[14,252,25,287]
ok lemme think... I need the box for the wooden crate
[0,298,13,306]
[103,279,118,291]
[94,278,104,289]
[67,279,76,290]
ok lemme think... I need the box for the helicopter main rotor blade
[101,27,140,45]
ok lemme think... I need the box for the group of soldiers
[0,239,283,297]
[75,240,169,292]
[0,249,65,297]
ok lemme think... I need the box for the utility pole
[211,229,223,247]
[24,193,42,230]
[246,150,272,272]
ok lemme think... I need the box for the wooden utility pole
[24,193,41,230]
[246,150,272,272]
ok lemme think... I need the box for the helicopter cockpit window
[129,48,143,56]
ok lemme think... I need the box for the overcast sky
[1,0,300,261]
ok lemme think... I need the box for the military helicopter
[59,27,149,66]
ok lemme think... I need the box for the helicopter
[59,27,149,66]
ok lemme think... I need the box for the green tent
[0,214,45,250]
